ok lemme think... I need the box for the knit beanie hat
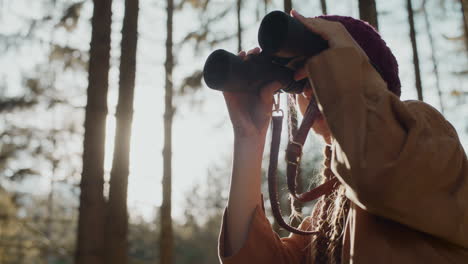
[319,15,401,97]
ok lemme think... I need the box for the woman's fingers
[290,9,366,78]
[290,9,368,59]
[247,47,261,55]
[290,10,330,42]
[238,50,247,60]
[239,48,261,61]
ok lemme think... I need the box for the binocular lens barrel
[258,11,328,57]
[203,10,329,93]
[203,50,244,92]
[203,49,296,93]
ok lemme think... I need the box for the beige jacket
[218,47,468,263]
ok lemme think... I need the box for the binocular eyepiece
[203,11,328,94]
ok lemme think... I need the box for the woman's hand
[290,9,369,144]
[223,47,282,140]
[222,50,283,257]
[290,9,368,81]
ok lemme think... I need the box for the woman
[218,9,468,264]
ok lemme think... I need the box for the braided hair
[309,146,350,264]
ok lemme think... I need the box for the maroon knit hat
[318,15,401,97]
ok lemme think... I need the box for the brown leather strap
[267,97,339,235]
[268,114,320,235]
[286,97,338,203]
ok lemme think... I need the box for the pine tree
[422,0,444,113]
[237,0,243,51]
[320,0,328,15]
[358,0,379,30]
[406,0,423,100]
[104,0,139,263]
[461,0,468,51]
[284,0,292,14]
[75,0,112,263]
[161,0,174,263]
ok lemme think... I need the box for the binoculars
[203,11,329,94]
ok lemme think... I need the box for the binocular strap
[267,98,339,235]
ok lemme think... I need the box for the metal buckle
[272,93,283,117]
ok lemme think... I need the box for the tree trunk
[284,0,292,14]
[461,0,468,52]
[358,0,379,30]
[236,0,242,52]
[45,160,57,263]
[320,0,328,15]
[422,0,444,113]
[75,0,112,263]
[161,0,174,263]
[104,0,139,263]
[406,0,423,101]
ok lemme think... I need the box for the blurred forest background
[0,0,467,263]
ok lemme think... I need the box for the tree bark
[358,0,379,30]
[406,0,423,101]
[75,0,112,263]
[320,0,328,15]
[461,0,468,52]
[284,0,292,14]
[104,0,139,263]
[161,0,174,263]
[236,0,242,52]
[422,0,444,113]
